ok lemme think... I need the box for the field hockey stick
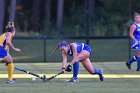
[43,71,64,82]
[14,67,46,80]
[3,62,46,81]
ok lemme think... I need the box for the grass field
[11,39,130,62]
[0,62,140,93]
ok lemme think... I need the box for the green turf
[0,62,140,93]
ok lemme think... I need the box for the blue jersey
[133,22,140,40]
[131,22,140,50]
[67,42,92,56]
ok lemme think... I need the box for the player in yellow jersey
[0,22,21,84]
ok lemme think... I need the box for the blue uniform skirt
[131,40,140,50]
[83,44,92,54]
[0,46,7,59]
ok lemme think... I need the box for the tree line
[0,0,140,36]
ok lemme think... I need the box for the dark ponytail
[6,22,15,32]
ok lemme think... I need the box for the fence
[11,36,131,62]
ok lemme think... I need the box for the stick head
[42,75,47,82]
[43,79,49,82]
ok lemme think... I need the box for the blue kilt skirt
[131,40,140,50]
[0,46,7,59]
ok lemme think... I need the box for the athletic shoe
[125,62,131,70]
[98,69,104,81]
[67,77,79,82]
[136,68,140,71]
[6,79,16,84]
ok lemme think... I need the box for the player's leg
[73,62,79,78]
[67,61,79,82]
[77,51,104,81]
[81,58,104,81]
[3,54,15,83]
[126,56,137,70]
[126,40,137,69]
[136,50,140,71]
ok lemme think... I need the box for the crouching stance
[58,41,104,82]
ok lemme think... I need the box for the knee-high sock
[93,68,102,75]
[137,57,140,69]
[73,62,79,78]
[127,56,137,64]
[7,63,14,80]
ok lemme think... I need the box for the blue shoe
[126,63,131,70]
[98,69,104,81]
[67,77,79,82]
[6,79,16,84]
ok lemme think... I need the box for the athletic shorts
[0,46,7,59]
[131,40,140,50]
[83,44,92,54]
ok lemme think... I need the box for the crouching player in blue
[0,22,21,83]
[126,12,140,71]
[58,41,104,82]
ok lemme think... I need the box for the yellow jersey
[0,33,9,51]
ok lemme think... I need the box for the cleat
[67,77,79,82]
[136,68,140,71]
[126,63,131,70]
[99,74,104,81]
[6,79,16,84]
[98,69,104,81]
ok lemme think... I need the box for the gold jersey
[0,33,9,51]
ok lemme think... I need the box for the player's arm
[70,43,78,65]
[65,43,78,72]
[61,52,68,69]
[6,32,21,52]
[129,24,138,44]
